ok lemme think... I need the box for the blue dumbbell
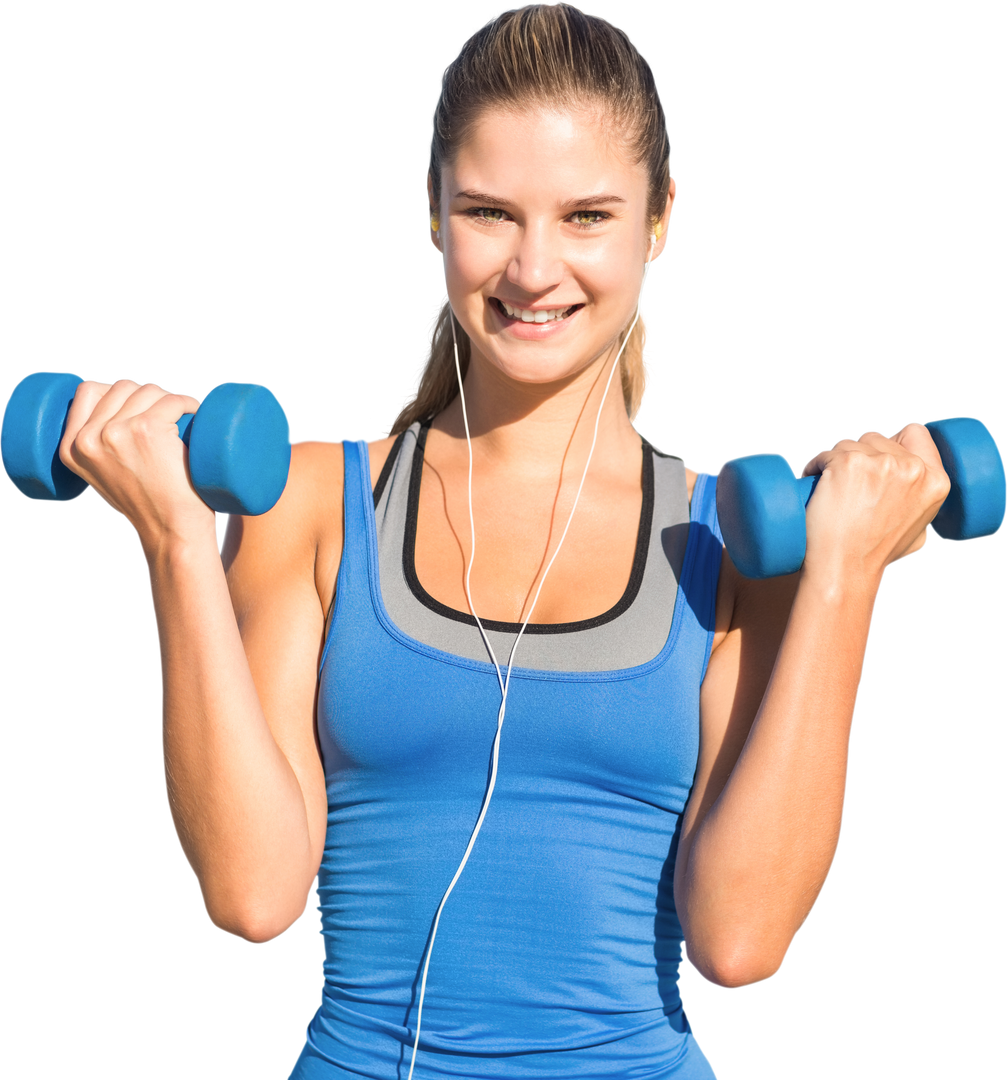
[717,418,1006,579]
[2,372,291,516]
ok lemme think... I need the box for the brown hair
[392,3,670,434]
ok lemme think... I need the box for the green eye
[468,207,507,224]
[566,211,605,228]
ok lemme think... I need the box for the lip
[489,297,584,340]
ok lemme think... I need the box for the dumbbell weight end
[925,418,1006,541]
[716,455,817,580]
[1,372,89,501]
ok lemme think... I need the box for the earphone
[406,220,660,1080]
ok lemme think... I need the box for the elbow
[686,935,787,988]
[210,911,304,946]
[196,894,306,946]
[210,908,294,944]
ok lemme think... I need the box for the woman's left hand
[800,423,951,587]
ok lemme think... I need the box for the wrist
[797,555,882,611]
[141,515,220,573]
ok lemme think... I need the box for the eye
[466,206,507,225]
[566,210,605,230]
[462,209,609,231]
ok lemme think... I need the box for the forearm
[678,567,878,984]
[150,533,321,939]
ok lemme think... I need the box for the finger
[853,431,895,453]
[85,379,159,426]
[61,380,112,446]
[62,379,149,475]
[75,379,196,429]
[891,422,944,471]
[79,380,202,464]
[61,381,200,476]
[60,380,121,475]
[69,378,143,438]
[801,440,863,478]
[137,390,202,424]
[804,432,911,478]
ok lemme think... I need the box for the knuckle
[130,413,157,440]
[878,452,901,481]
[74,426,102,460]
[903,455,925,482]
[101,419,129,450]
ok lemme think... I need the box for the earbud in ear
[430,213,440,233]
[653,221,663,242]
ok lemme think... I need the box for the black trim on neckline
[373,429,407,509]
[401,420,654,635]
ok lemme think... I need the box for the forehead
[447,104,647,205]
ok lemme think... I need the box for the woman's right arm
[163,439,341,941]
[60,380,341,941]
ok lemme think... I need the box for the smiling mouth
[493,298,583,324]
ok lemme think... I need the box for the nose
[505,220,564,296]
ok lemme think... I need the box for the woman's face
[435,104,671,389]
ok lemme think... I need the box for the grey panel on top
[369,416,691,669]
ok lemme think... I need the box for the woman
[52,6,949,1078]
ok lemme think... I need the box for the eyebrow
[454,189,627,209]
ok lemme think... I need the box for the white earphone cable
[407,236,657,1079]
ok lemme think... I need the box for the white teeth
[499,301,572,322]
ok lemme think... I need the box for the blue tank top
[291,439,723,1080]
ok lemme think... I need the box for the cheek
[579,244,643,310]
[445,246,498,307]
[593,256,634,295]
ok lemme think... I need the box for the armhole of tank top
[324,427,410,648]
[690,473,723,680]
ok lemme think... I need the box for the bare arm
[674,425,951,986]
[675,559,863,986]
[59,380,340,941]
[162,441,340,940]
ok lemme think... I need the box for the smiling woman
[12,4,977,1080]
[436,106,662,377]
[397,10,671,432]
[15,6,985,1080]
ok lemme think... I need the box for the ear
[651,180,676,259]
[427,172,443,253]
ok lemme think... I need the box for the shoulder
[277,440,346,553]
[283,430,401,506]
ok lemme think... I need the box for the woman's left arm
[674,425,951,988]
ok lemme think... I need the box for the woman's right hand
[59,379,214,556]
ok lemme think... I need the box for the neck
[434,343,641,479]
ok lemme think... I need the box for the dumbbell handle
[794,474,818,507]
